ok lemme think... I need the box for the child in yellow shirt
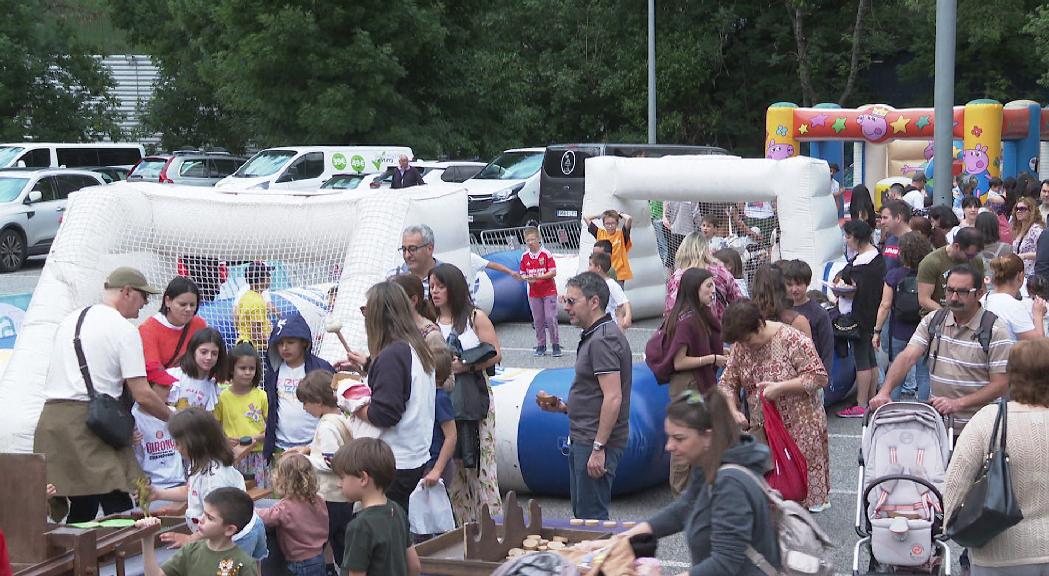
[584,209,633,284]
[214,343,268,487]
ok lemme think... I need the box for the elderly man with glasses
[386,224,441,298]
[871,264,1012,433]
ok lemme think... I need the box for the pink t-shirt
[257,497,330,561]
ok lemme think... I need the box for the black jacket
[391,166,424,188]
[840,250,886,331]
[646,435,780,575]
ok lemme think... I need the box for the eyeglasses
[399,243,431,254]
[563,297,579,306]
[945,287,978,296]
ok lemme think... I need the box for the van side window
[288,152,324,181]
[56,148,100,167]
[97,148,142,166]
[19,149,51,168]
[179,160,207,178]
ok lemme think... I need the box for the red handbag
[760,392,809,503]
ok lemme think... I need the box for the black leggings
[387,465,426,519]
[67,490,133,523]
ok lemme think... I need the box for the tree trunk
[786,1,817,106]
[838,0,870,106]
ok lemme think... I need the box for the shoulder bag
[75,307,136,449]
[945,397,1023,548]
[163,322,192,368]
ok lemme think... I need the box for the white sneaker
[807,502,831,513]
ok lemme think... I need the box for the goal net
[0,183,472,452]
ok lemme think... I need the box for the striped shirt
[908,308,1013,428]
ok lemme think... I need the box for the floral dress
[437,319,502,524]
[1013,223,1043,278]
[718,324,830,508]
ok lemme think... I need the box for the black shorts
[853,328,877,371]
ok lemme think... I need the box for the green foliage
[0,0,122,141]
[102,0,1049,159]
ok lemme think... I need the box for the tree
[0,0,121,141]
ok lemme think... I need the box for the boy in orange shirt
[583,209,633,285]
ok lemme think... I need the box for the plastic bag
[407,480,456,535]
[761,392,809,503]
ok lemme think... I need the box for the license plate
[467,215,474,223]
[556,210,578,217]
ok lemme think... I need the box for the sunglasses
[945,287,978,296]
[359,305,367,316]
[1015,206,1030,213]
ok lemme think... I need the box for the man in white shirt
[34,267,170,523]
[902,185,926,212]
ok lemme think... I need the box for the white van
[461,147,544,232]
[0,142,144,169]
[216,146,413,191]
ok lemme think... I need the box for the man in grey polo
[536,271,631,520]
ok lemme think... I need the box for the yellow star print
[890,115,910,134]
[798,124,809,135]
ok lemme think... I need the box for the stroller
[853,402,953,575]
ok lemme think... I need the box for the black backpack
[892,273,922,324]
[924,308,998,372]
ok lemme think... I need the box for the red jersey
[519,248,558,298]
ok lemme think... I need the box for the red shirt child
[519,248,558,298]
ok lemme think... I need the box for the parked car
[0,168,106,272]
[320,173,370,190]
[216,146,412,191]
[462,147,545,232]
[0,143,143,169]
[366,161,487,189]
[85,166,130,183]
[127,150,247,186]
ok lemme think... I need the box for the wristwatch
[592,441,605,452]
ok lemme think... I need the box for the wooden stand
[414,491,611,576]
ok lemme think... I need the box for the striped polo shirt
[908,307,1012,428]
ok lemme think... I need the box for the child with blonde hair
[257,454,329,576]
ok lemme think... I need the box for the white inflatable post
[581,155,841,312]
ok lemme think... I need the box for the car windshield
[474,151,543,180]
[233,150,297,178]
[0,147,26,168]
[0,178,28,202]
[130,159,167,179]
[321,175,366,190]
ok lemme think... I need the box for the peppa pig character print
[856,107,890,142]
[766,139,795,160]
[963,144,989,177]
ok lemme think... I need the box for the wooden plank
[0,453,47,563]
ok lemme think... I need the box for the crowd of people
[12,172,1049,576]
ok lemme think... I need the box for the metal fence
[471,220,583,257]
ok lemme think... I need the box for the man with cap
[34,266,172,523]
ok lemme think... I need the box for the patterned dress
[718,324,830,508]
[1013,223,1043,278]
[437,319,502,525]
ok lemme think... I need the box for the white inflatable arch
[574,155,842,318]
[0,183,472,452]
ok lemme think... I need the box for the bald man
[391,154,424,189]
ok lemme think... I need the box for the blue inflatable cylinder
[481,250,532,324]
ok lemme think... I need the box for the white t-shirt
[982,292,1035,340]
[186,462,245,532]
[43,305,146,401]
[744,201,775,219]
[309,412,355,502]
[369,345,436,470]
[605,278,628,316]
[132,404,184,488]
[831,179,841,197]
[166,368,219,411]
[274,362,316,449]
[903,190,926,211]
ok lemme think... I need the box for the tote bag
[761,392,809,503]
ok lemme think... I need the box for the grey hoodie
[646,435,780,576]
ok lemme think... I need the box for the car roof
[501,147,545,154]
[412,160,487,169]
[0,167,102,175]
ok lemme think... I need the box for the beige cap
[105,266,161,294]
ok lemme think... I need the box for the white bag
[407,480,456,535]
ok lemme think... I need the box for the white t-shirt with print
[604,278,628,316]
[274,362,317,449]
[186,462,245,532]
[903,190,925,211]
[166,367,219,411]
[132,404,184,488]
[43,305,146,401]
[983,292,1035,340]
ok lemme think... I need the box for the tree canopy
[14,0,1049,158]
